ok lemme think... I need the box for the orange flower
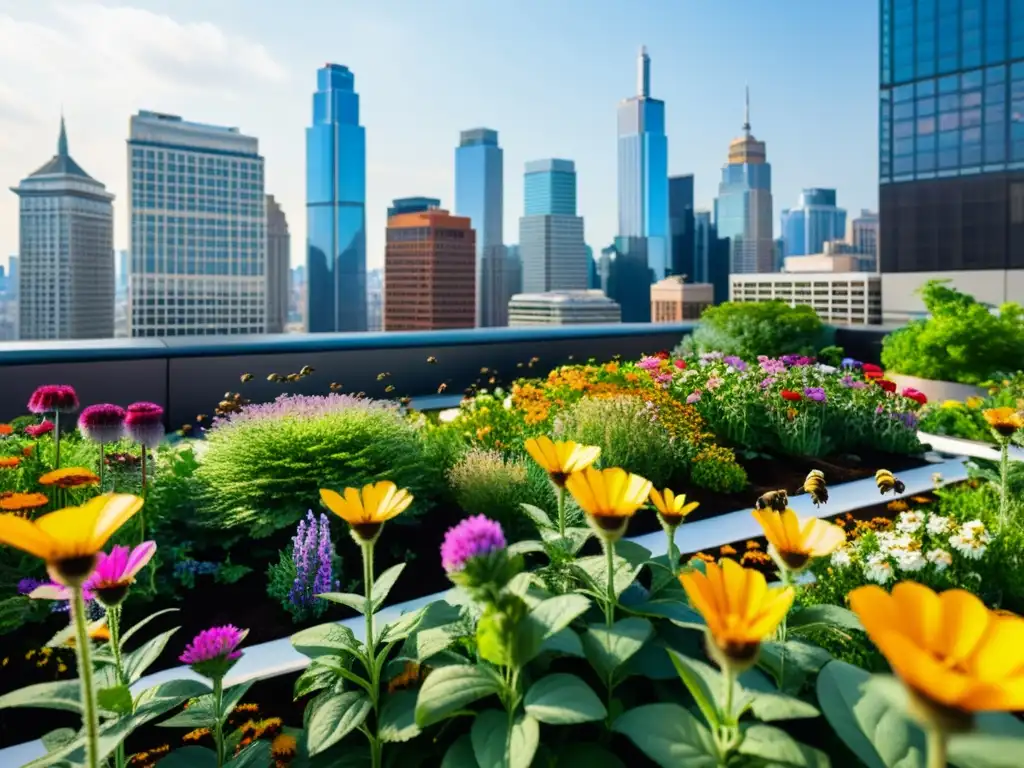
[720,544,737,556]
[39,467,100,489]
[0,492,48,512]
[21,445,33,458]
[745,540,762,550]
[0,424,12,436]
[0,456,20,469]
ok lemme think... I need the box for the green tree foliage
[681,301,831,360]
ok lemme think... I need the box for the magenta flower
[637,356,663,371]
[89,542,156,606]
[28,385,79,414]
[125,402,165,448]
[78,404,127,444]
[441,515,506,573]
[804,387,827,402]
[180,625,248,678]
[25,420,55,438]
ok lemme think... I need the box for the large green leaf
[294,656,347,699]
[523,673,606,724]
[629,599,705,627]
[816,661,923,768]
[305,690,372,756]
[668,651,726,728]
[581,617,653,681]
[746,689,820,722]
[471,709,539,768]
[378,690,420,743]
[381,599,464,643]
[507,539,546,556]
[401,623,463,663]
[539,627,584,658]
[515,593,590,666]
[759,639,834,692]
[371,563,406,611]
[520,503,554,529]
[291,623,362,659]
[226,741,272,767]
[949,733,1024,768]
[612,703,718,767]
[574,554,642,598]
[737,723,831,767]
[0,679,82,713]
[414,664,503,727]
[540,526,593,558]
[118,608,180,649]
[97,684,133,716]
[316,592,367,614]
[159,681,252,729]
[122,626,179,684]
[441,734,478,767]
[788,604,863,634]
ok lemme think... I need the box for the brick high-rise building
[384,209,476,330]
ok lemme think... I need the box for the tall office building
[12,118,115,340]
[847,209,879,271]
[606,236,652,321]
[115,250,129,299]
[781,189,847,257]
[384,209,475,330]
[307,64,367,332]
[388,197,441,218]
[128,111,265,337]
[880,0,1024,318]
[8,256,17,298]
[668,174,695,278]
[366,267,383,332]
[617,46,670,281]
[715,88,774,274]
[455,128,508,326]
[266,194,290,334]
[694,211,730,304]
[519,159,588,293]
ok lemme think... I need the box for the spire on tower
[57,114,68,157]
[742,85,751,136]
[637,45,651,98]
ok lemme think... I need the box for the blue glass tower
[306,64,367,332]
[668,174,695,278]
[617,46,669,281]
[780,188,847,256]
[519,159,588,293]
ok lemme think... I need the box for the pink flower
[441,515,506,573]
[25,420,55,438]
[180,625,248,679]
[637,356,663,371]
[78,404,127,444]
[90,542,156,606]
[706,376,723,391]
[125,402,165,448]
[686,391,702,404]
[28,385,79,414]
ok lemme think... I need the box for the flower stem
[926,727,948,768]
[361,539,381,768]
[54,411,61,469]
[666,524,679,576]
[722,664,736,723]
[213,676,225,767]
[999,440,1010,531]
[363,540,376,649]
[107,605,126,768]
[603,539,616,627]
[98,443,105,491]
[71,585,100,768]
[556,486,566,538]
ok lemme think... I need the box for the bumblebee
[196,414,207,423]
[299,365,314,377]
[240,373,254,383]
[329,382,343,392]
[437,382,448,393]
[385,384,395,393]
[399,396,412,407]
[876,469,906,496]
[755,489,789,512]
[181,424,192,434]
[377,372,390,381]
[267,373,282,382]
[802,470,829,507]
[427,356,437,364]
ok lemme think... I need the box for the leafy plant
[681,301,832,360]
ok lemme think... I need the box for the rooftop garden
[0,303,1022,767]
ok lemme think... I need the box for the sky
[0,0,879,272]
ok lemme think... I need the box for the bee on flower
[948,520,991,560]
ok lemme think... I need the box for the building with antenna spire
[11,117,115,340]
[714,87,774,274]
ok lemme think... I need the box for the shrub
[680,301,831,360]
[193,394,444,537]
[690,445,748,493]
[881,280,1024,384]
[816,344,845,367]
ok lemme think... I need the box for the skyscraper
[12,118,115,340]
[695,210,731,304]
[128,111,266,337]
[780,188,847,256]
[266,194,290,334]
[715,88,774,274]
[307,64,367,332]
[384,209,475,330]
[455,128,508,326]
[878,0,1024,318]
[617,46,669,281]
[847,210,879,271]
[668,174,695,277]
[519,159,588,293]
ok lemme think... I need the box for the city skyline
[0,1,880,274]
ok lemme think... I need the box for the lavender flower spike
[441,515,506,573]
[313,513,334,596]
[180,625,248,679]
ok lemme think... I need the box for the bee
[299,365,314,377]
[488,377,496,385]
[329,382,343,392]
[240,373,253,383]
[876,469,905,496]
[218,400,233,410]
[516,362,524,368]
[233,393,243,402]
[480,367,490,374]
[196,414,207,423]
[399,396,412,407]
[181,424,192,434]
[355,391,366,398]
[755,490,789,512]
[612,354,623,362]
[385,384,395,393]
[377,372,390,381]
[529,356,540,367]
[427,356,437,364]
[801,470,829,506]
[267,373,282,382]
[437,382,447,393]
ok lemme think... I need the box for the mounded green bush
[680,300,831,360]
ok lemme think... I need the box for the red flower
[655,350,670,360]
[877,379,897,393]
[901,387,927,405]
[780,389,802,402]
[673,359,687,370]
[862,363,883,374]
[25,420,54,438]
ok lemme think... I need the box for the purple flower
[781,354,813,367]
[804,387,827,402]
[125,402,165,448]
[654,372,673,386]
[180,625,247,678]
[699,351,724,364]
[289,511,334,613]
[686,390,702,404]
[17,578,42,595]
[760,377,776,390]
[78,404,126,444]
[722,355,747,371]
[757,356,787,375]
[313,514,334,596]
[894,411,919,429]
[841,358,862,369]
[211,393,397,429]
[840,375,866,389]
[637,356,663,371]
[28,385,79,414]
[441,515,506,573]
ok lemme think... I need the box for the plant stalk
[71,585,100,768]
[556,486,566,537]
[926,727,948,768]
[107,605,126,768]
[54,411,61,469]
[604,539,616,627]
[999,440,1010,530]
[361,538,382,768]
[213,676,225,767]
[666,523,679,576]
[98,443,105,491]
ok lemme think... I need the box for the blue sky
[0,1,879,270]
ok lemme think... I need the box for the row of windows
[131,149,261,170]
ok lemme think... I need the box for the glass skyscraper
[668,174,695,278]
[879,0,1024,320]
[306,64,367,333]
[780,188,847,256]
[617,46,669,281]
[714,89,775,274]
[519,159,588,293]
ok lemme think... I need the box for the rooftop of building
[386,208,471,228]
[510,290,620,305]
[525,158,575,174]
[25,118,94,181]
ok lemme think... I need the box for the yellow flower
[850,583,1024,716]
[0,494,143,585]
[64,625,111,646]
[680,558,794,666]
[39,467,100,489]
[982,407,1024,438]
[524,436,600,487]
[271,733,298,760]
[565,467,652,539]
[320,481,413,541]
[965,396,983,409]
[940,399,963,409]
[649,487,699,527]
[752,508,845,571]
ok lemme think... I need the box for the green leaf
[134,679,211,719]
[614,539,652,567]
[123,626,179,684]
[539,627,584,658]
[524,673,606,724]
[507,539,546,556]
[382,599,464,643]
[119,608,180,649]
[378,690,421,743]
[40,728,76,754]
[317,592,367,614]
[520,503,553,529]
[759,640,834,692]
[629,599,705,627]
[226,740,272,768]
[575,553,642,598]
[746,689,820,722]
[816,661,923,768]
[788,604,863,634]
[159,681,252,729]
[612,703,718,767]
[306,690,372,756]
[737,723,830,767]
[403,623,462,663]
[540,526,593,557]
[515,593,591,666]
[154,746,218,768]
[668,651,725,729]
[949,733,1024,768]
[294,656,346,699]
[581,617,653,681]
[471,709,539,768]
[371,563,406,610]
[291,623,363,659]
[441,734,478,768]
[0,679,81,713]
[414,663,503,727]
[97,684,133,716]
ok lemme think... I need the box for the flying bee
[377,372,390,381]
[299,365,314,377]
[385,384,395,393]
[196,414,207,423]
[488,377,496,385]
[329,382,343,392]
[801,470,829,507]
[529,356,540,367]
[427,356,437,364]
[240,373,253,383]
[480,367,490,374]
[267,373,282,382]
[286,373,302,382]
[218,400,233,410]
[181,424,192,434]
[755,489,789,512]
[355,391,366,398]
[876,469,905,496]
[437,382,448,393]
[399,396,412,407]
[516,362,524,368]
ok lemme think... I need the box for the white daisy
[894,548,927,573]
[502,395,513,410]
[438,408,461,423]
[925,549,953,571]
[876,531,913,554]
[896,511,925,534]
[925,515,952,536]
[949,520,991,560]
[864,553,894,584]
[817,364,837,374]
[831,548,852,568]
